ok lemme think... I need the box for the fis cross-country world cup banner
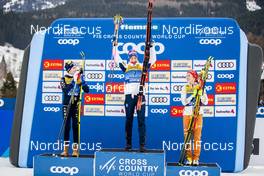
[19,18,246,171]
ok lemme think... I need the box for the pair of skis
[178,56,214,165]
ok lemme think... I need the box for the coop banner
[13,18,248,172]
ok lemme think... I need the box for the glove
[193,88,203,97]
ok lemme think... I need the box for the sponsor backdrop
[0,98,15,157]
[12,18,247,171]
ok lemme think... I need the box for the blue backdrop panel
[10,18,255,172]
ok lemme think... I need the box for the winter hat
[128,49,138,59]
[65,61,75,72]
[187,70,198,81]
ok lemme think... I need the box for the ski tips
[80,51,85,57]
[113,14,124,25]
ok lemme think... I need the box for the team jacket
[181,84,208,116]
[115,47,157,96]
[60,74,89,105]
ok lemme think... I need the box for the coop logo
[150,60,170,71]
[108,74,125,79]
[85,71,105,82]
[216,60,236,71]
[0,99,4,107]
[84,94,104,104]
[57,38,80,46]
[50,166,79,175]
[99,157,117,174]
[149,95,170,105]
[217,74,235,79]
[42,93,62,104]
[117,42,165,55]
[205,86,213,91]
[199,38,222,46]
[89,83,105,93]
[215,83,236,94]
[43,60,63,70]
[257,107,264,116]
[151,108,168,114]
[171,106,184,117]
[179,170,208,176]
[43,107,60,112]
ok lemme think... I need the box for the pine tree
[0,72,17,98]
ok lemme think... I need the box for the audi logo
[151,97,168,103]
[0,99,4,107]
[44,95,61,101]
[86,73,104,79]
[108,74,124,79]
[217,62,234,68]
[50,166,79,175]
[179,170,208,176]
[151,109,168,114]
[173,97,181,102]
[43,107,60,112]
[217,74,234,79]
[173,85,184,92]
[199,38,222,46]
[57,39,80,46]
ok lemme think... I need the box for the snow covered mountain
[0,43,23,86]
[2,0,68,13]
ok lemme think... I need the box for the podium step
[166,162,221,176]
[34,154,94,176]
[94,148,165,176]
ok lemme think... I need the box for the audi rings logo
[44,95,61,101]
[108,74,124,79]
[87,73,103,79]
[217,62,234,68]
[151,109,168,114]
[173,85,184,92]
[217,74,235,79]
[57,39,80,46]
[44,107,60,112]
[173,97,181,102]
[179,170,208,176]
[0,99,4,107]
[50,166,79,175]
[199,39,222,46]
[151,97,168,103]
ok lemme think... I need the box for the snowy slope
[0,43,24,83]
[2,0,67,13]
